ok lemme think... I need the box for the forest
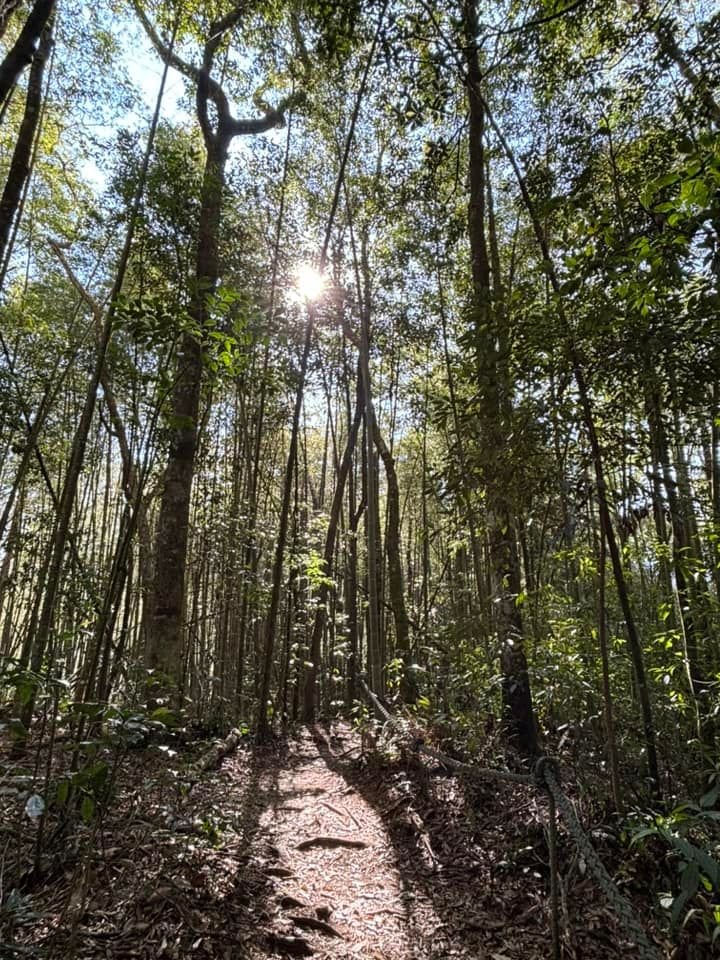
[0,0,719,957]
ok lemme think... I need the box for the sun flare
[294,263,325,302]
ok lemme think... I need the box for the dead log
[196,728,243,772]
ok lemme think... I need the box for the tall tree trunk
[459,48,662,790]
[302,367,363,719]
[145,134,227,689]
[462,0,538,755]
[0,9,50,267]
[0,0,54,111]
[134,5,298,703]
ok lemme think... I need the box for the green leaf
[149,706,177,727]
[700,784,720,809]
[16,681,35,705]
[680,178,709,207]
[56,780,70,806]
[681,861,701,895]
[85,762,109,790]
[4,717,28,740]
[653,171,681,190]
[671,835,720,888]
[559,277,581,295]
[630,826,659,845]
[81,795,95,823]
[670,887,693,930]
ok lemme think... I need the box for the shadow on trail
[309,721,627,960]
[214,738,316,955]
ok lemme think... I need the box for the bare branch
[493,0,589,37]
[49,239,103,321]
[131,0,198,82]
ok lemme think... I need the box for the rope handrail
[358,679,662,960]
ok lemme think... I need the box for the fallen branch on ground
[296,836,367,851]
[196,728,243,772]
[319,799,362,829]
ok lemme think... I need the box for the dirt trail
[255,727,416,959]
[246,724,650,960]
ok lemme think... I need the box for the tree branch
[131,0,200,83]
[227,92,305,136]
[493,0,589,36]
[208,5,245,53]
[133,2,305,145]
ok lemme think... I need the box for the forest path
[241,723,646,960]
[240,722,556,960]
[4,721,643,958]
[252,725,416,959]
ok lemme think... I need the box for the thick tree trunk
[467,52,661,790]
[133,5,299,712]
[145,135,227,689]
[462,0,538,755]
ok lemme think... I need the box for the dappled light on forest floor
[1,722,666,958]
[251,725,418,958]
